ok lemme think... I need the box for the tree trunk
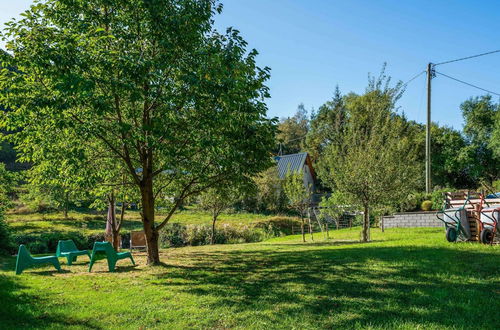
[314,210,323,234]
[107,192,121,250]
[63,192,69,218]
[111,230,120,250]
[211,215,217,245]
[308,216,314,241]
[301,215,305,242]
[141,178,160,265]
[362,204,370,242]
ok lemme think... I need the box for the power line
[434,49,500,66]
[424,50,500,192]
[435,71,500,97]
[403,70,426,86]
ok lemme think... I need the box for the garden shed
[275,152,316,192]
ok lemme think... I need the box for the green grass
[6,208,282,236]
[1,227,499,329]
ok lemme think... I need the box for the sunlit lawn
[1,227,499,329]
[6,208,281,236]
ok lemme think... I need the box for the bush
[12,231,102,254]
[493,180,500,191]
[431,188,452,211]
[0,214,13,255]
[18,186,58,213]
[254,216,301,236]
[421,200,433,211]
[159,223,190,247]
[399,192,429,212]
[159,222,275,248]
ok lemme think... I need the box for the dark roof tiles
[275,152,308,179]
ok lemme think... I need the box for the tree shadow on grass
[88,264,140,274]
[0,265,103,329]
[154,245,500,328]
[30,269,72,276]
[267,239,383,247]
[0,256,72,276]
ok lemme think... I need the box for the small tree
[198,186,240,245]
[319,191,355,231]
[283,171,312,242]
[253,166,288,213]
[318,69,420,242]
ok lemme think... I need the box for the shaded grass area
[6,208,283,236]
[1,227,499,329]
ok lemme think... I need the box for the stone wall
[382,212,442,229]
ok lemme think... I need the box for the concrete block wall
[382,212,442,229]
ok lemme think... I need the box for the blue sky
[2,0,500,129]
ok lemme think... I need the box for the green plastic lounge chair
[88,242,135,272]
[15,245,61,275]
[56,240,91,265]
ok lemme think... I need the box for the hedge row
[9,216,301,254]
[11,231,106,254]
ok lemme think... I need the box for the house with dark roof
[275,152,316,192]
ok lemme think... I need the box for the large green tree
[0,0,276,264]
[318,73,420,242]
[276,104,309,155]
[306,86,346,162]
[409,122,474,189]
[491,109,500,161]
[460,95,500,184]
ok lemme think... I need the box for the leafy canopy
[0,0,277,262]
[318,70,420,216]
[283,170,312,217]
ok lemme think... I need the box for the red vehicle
[477,194,500,244]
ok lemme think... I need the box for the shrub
[159,223,190,247]
[158,222,275,248]
[493,180,500,191]
[0,214,13,255]
[186,224,213,246]
[254,216,301,236]
[421,200,433,211]
[399,192,429,212]
[12,231,101,254]
[18,186,58,213]
[431,188,452,210]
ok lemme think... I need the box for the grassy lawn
[1,227,499,329]
[6,208,281,236]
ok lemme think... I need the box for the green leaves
[0,0,276,249]
[460,95,500,183]
[317,71,420,215]
[283,170,312,216]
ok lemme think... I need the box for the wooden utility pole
[426,63,433,194]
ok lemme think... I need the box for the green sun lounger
[15,245,61,275]
[56,240,91,265]
[88,241,135,272]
